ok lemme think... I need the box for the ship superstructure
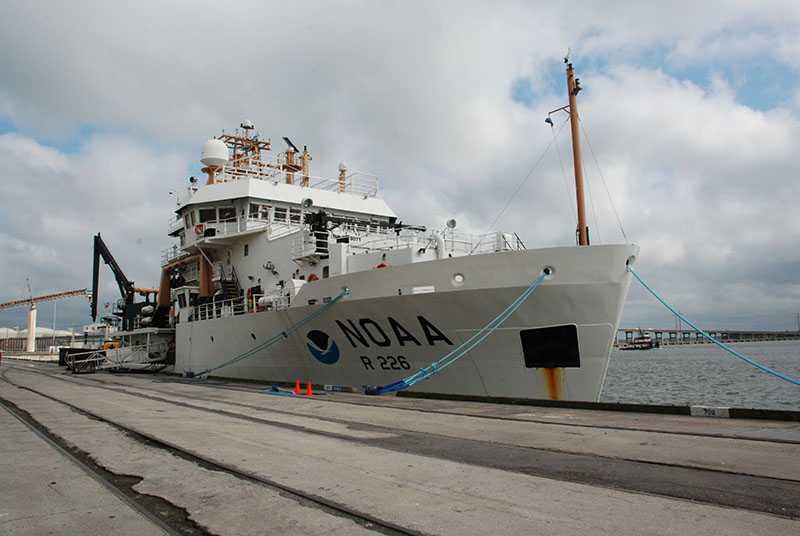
[158,121,527,326]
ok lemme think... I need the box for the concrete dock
[1,359,798,535]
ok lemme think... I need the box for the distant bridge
[616,328,800,346]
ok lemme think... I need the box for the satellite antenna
[282,137,299,152]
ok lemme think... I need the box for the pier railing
[616,328,800,346]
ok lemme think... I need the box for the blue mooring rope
[627,264,800,388]
[186,289,350,378]
[366,270,549,395]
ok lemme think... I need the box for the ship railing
[167,215,183,234]
[194,295,248,321]
[193,218,297,241]
[100,342,169,368]
[212,262,224,282]
[211,154,379,198]
[311,172,379,197]
[468,231,526,254]
[267,222,303,241]
[65,348,106,373]
[336,227,525,256]
[183,263,200,283]
[252,293,290,312]
[161,245,191,266]
[291,231,330,260]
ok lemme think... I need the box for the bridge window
[249,204,272,220]
[183,211,196,229]
[199,208,216,223]
[218,206,235,221]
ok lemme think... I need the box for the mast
[566,59,589,245]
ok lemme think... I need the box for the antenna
[26,278,34,306]
[282,136,299,152]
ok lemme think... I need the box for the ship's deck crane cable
[582,147,602,244]
[579,118,629,244]
[470,118,569,254]
[550,116,577,225]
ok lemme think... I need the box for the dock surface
[1,360,798,535]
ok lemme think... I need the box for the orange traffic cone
[305,382,314,396]
[294,380,302,395]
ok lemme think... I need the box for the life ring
[195,224,205,235]
[376,263,388,268]
[307,273,319,282]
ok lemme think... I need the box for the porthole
[210,336,214,343]
[250,333,256,340]
[451,273,465,287]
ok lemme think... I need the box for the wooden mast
[566,60,589,245]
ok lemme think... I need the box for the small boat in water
[621,333,659,351]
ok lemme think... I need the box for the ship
[90,59,638,401]
[620,333,659,351]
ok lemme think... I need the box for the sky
[1,0,799,334]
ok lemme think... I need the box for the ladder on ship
[216,264,245,315]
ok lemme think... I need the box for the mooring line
[627,264,800,388]
[186,289,349,379]
[367,270,549,394]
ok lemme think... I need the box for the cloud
[1,1,799,332]
[0,132,185,328]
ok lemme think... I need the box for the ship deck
[1,359,798,535]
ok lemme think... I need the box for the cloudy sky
[1,0,799,334]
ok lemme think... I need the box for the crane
[0,288,88,311]
[91,233,158,331]
[0,283,88,352]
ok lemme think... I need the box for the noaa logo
[306,330,340,365]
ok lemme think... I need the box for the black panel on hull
[519,324,580,368]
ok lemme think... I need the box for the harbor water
[600,340,800,411]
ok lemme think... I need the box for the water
[600,340,800,411]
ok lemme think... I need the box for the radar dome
[201,139,229,168]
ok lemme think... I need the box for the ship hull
[174,244,638,401]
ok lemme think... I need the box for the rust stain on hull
[541,368,562,400]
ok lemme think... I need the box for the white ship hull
[175,244,637,401]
